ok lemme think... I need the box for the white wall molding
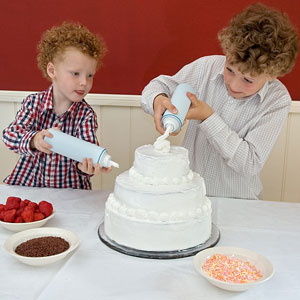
[0,89,299,110]
[289,101,300,113]
[0,90,141,107]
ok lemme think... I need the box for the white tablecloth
[0,184,299,300]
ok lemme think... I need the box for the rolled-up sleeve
[2,96,38,156]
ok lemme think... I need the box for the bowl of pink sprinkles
[194,246,274,292]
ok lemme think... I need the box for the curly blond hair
[37,22,107,79]
[218,3,299,77]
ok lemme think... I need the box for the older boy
[2,22,108,189]
[141,3,299,199]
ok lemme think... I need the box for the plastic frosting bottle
[44,128,119,168]
[161,83,195,134]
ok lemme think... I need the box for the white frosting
[105,206,211,251]
[104,144,212,252]
[106,193,211,222]
[115,171,206,212]
[153,127,171,152]
[133,144,190,179]
[153,138,170,153]
[129,167,194,185]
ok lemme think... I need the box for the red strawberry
[5,197,21,210]
[21,209,34,222]
[16,207,24,217]
[0,204,5,212]
[27,201,38,212]
[14,216,23,223]
[38,201,53,217]
[24,205,35,212]
[33,212,45,221]
[4,209,16,222]
[23,199,30,205]
[19,200,26,209]
[0,210,5,221]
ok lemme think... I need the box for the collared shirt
[2,85,99,189]
[141,55,291,199]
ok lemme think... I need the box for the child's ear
[47,62,55,79]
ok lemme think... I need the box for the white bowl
[0,211,55,232]
[3,227,80,266]
[194,246,274,292]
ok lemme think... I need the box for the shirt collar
[41,85,54,112]
[256,80,270,102]
[41,85,82,116]
[210,63,224,81]
[237,80,270,103]
[68,100,81,117]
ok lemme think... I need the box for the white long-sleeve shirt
[141,55,291,199]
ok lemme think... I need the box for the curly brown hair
[37,22,107,79]
[218,3,299,77]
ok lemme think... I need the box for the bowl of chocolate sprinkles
[15,236,70,257]
[3,227,80,266]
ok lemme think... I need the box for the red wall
[0,0,299,98]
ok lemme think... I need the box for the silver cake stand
[98,223,220,259]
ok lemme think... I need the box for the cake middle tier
[114,170,206,213]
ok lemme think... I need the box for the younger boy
[141,3,299,199]
[2,22,108,189]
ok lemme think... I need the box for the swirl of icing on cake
[106,193,211,223]
[153,138,170,153]
[153,127,171,153]
[129,167,194,185]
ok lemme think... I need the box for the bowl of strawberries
[0,196,54,232]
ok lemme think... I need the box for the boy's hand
[30,129,53,154]
[186,92,214,121]
[77,158,112,175]
[153,94,178,135]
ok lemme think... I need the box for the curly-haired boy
[141,3,299,199]
[2,22,109,189]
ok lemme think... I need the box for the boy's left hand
[186,92,214,121]
[77,158,112,175]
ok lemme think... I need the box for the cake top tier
[132,144,190,179]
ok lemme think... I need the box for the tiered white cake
[104,144,212,251]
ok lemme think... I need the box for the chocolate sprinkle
[15,236,70,257]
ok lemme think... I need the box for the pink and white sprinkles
[202,254,263,283]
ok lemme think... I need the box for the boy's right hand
[153,94,178,135]
[30,129,53,154]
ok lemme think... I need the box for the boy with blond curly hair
[141,3,299,199]
[2,22,109,189]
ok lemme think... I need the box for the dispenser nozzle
[110,161,119,168]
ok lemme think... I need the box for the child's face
[223,61,273,99]
[47,47,97,104]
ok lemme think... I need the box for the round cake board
[98,223,220,260]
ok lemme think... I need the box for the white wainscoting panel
[282,112,300,202]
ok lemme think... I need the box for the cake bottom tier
[104,205,212,252]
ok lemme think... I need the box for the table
[0,184,299,300]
